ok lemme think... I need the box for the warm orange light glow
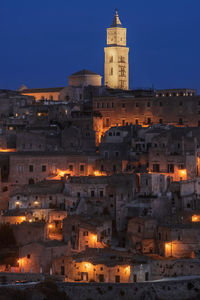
[0,148,16,152]
[84,262,92,270]
[29,219,33,223]
[49,168,71,180]
[124,266,130,275]
[20,216,26,222]
[91,234,97,242]
[94,170,106,176]
[192,215,200,222]
[178,169,187,179]
[34,201,39,206]
[48,224,53,229]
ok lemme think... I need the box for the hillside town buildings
[1,9,200,287]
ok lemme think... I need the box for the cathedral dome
[68,69,102,87]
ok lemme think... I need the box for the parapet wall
[57,278,200,300]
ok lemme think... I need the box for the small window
[106,118,110,127]
[135,119,138,125]
[147,102,150,107]
[136,103,139,107]
[168,164,174,173]
[80,165,85,172]
[178,118,183,125]
[27,254,31,259]
[147,117,151,124]
[110,68,113,75]
[91,190,95,197]
[159,119,163,124]
[42,165,46,172]
[100,190,104,197]
[69,165,73,171]
[122,103,125,108]
[18,165,22,173]
[29,165,33,172]
[179,101,183,106]
[83,231,88,236]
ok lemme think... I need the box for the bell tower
[104,9,129,90]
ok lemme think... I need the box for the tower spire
[111,8,123,28]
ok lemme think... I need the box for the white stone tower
[104,9,129,90]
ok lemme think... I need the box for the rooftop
[70,69,100,76]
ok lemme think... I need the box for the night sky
[1,0,200,92]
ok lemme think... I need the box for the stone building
[64,174,138,230]
[68,69,102,87]
[19,240,69,273]
[63,215,112,251]
[9,180,65,210]
[9,152,97,186]
[157,223,200,258]
[127,217,157,254]
[93,94,200,134]
[104,10,129,90]
[148,127,200,181]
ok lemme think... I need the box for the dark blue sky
[1,0,200,92]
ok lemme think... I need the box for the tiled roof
[70,69,100,76]
[22,87,64,93]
